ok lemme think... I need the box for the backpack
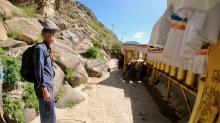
[20,43,42,83]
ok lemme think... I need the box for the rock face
[51,40,81,70]
[85,59,109,77]
[68,63,89,87]
[0,38,27,49]
[0,0,22,17]
[57,29,80,49]
[56,84,85,108]
[23,108,37,123]
[4,17,43,43]
[148,5,172,47]
[0,22,8,41]
[4,45,29,57]
[53,63,65,94]
[76,38,93,54]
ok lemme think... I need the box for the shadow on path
[98,69,180,123]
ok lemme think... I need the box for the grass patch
[20,5,36,17]
[66,101,75,108]
[64,68,75,81]
[88,21,113,41]
[3,95,24,123]
[55,86,64,102]
[86,47,104,60]
[7,29,22,39]
[23,83,38,109]
[0,13,10,21]
[0,47,3,54]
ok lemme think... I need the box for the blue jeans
[35,86,56,123]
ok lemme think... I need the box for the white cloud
[133,32,145,39]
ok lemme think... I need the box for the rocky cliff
[0,0,121,122]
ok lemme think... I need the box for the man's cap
[42,19,60,33]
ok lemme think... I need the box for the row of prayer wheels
[125,50,140,61]
[147,60,197,86]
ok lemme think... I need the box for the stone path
[31,59,173,123]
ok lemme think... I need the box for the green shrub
[86,47,104,60]
[111,42,122,55]
[55,86,64,101]
[20,5,36,17]
[3,95,24,123]
[2,56,21,90]
[93,40,101,48]
[0,13,10,21]
[23,83,38,109]
[0,47,3,54]
[65,68,75,81]
[66,101,75,108]
[7,29,22,39]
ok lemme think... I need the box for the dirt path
[31,59,174,123]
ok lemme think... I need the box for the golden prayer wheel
[153,61,157,68]
[148,60,151,65]
[157,62,161,69]
[186,71,196,86]
[160,62,165,71]
[148,59,151,64]
[170,66,177,77]
[135,52,139,59]
[164,64,170,73]
[150,60,154,66]
[177,68,186,81]
[127,51,131,59]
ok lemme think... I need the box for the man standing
[33,20,59,123]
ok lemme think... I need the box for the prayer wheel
[153,61,157,68]
[148,59,150,65]
[160,62,165,71]
[150,60,153,66]
[164,64,170,73]
[170,66,177,77]
[186,71,196,86]
[177,68,186,81]
[157,61,161,69]
[151,60,154,66]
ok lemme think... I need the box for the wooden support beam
[181,87,192,114]
[167,78,171,99]
[189,37,220,122]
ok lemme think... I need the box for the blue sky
[79,0,167,44]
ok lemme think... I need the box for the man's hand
[42,87,51,102]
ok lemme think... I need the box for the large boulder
[0,0,22,18]
[4,45,29,57]
[57,29,85,49]
[57,29,80,49]
[53,63,65,94]
[0,22,8,41]
[56,84,85,108]
[23,108,37,123]
[51,40,81,70]
[4,17,43,43]
[85,59,109,77]
[76,38,93,54]
[100,49,111,62]
[68,63,89,87]
[44,16,72,30]
[0,38,27,50]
